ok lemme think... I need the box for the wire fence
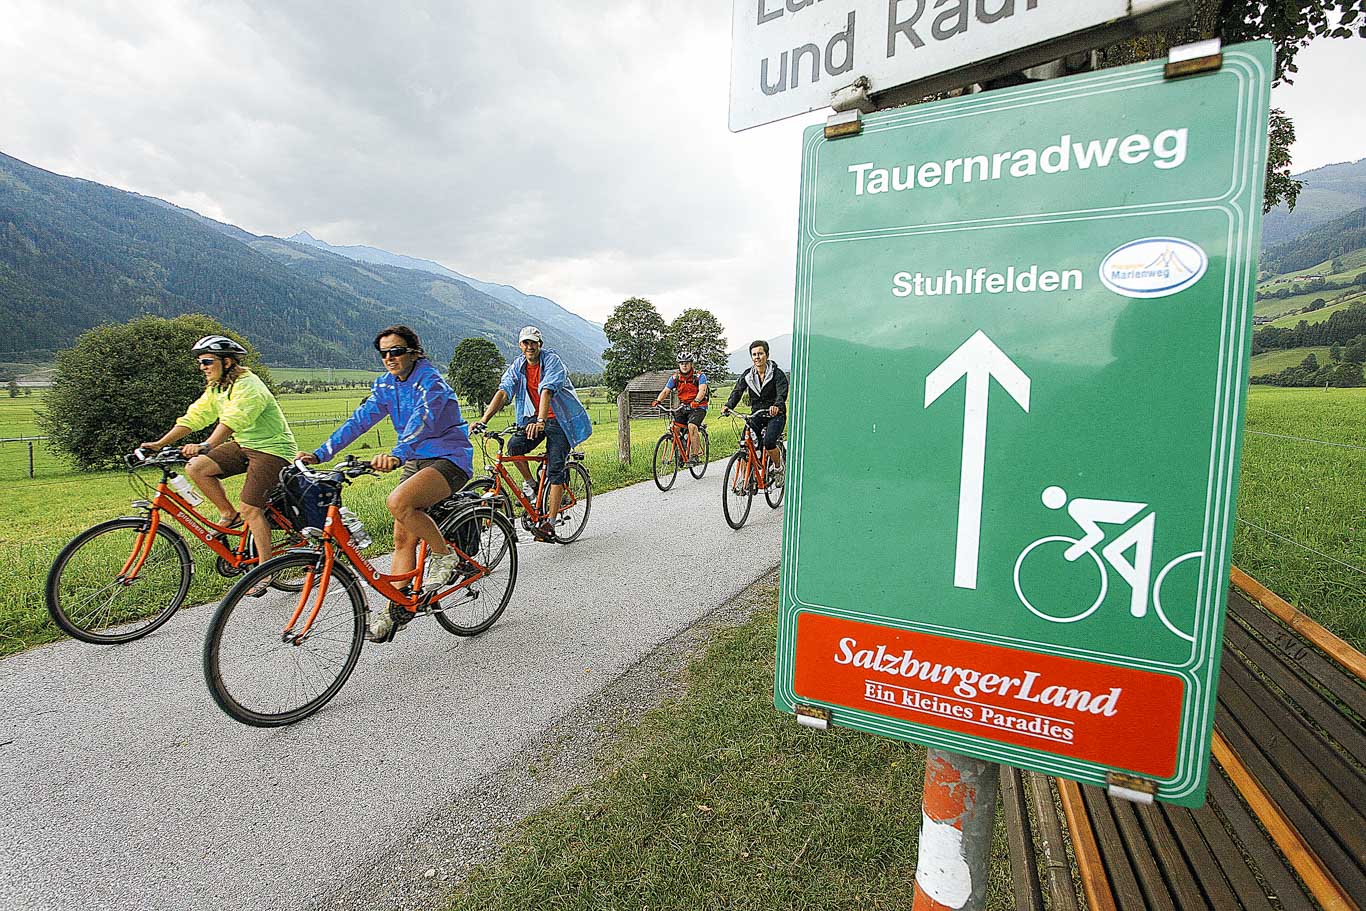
[0,400,624,481]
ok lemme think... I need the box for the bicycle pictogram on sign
[1013,485,1202,642]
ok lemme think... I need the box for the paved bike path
[0,472,782,911]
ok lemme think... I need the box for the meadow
[0,387,741,655]
[0,385,1361,655]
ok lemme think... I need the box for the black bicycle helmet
[191,335,248,358]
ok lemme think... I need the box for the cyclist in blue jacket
[472,326,592,542]
[299,325,474,641]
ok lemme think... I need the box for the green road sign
[776,42,1271,807]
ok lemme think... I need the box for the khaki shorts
[203,442,290,508]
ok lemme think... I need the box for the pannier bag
[278,466,343,532]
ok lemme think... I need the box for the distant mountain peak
[289,230,319,243]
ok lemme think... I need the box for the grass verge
[443,581,1017,911]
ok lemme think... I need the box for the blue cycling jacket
[498,348,593,448]
[314,358,473,474]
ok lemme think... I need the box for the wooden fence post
[617,391,631,465]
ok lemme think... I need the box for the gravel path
[0,472,781,911]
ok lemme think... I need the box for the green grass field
[1254,285,1364,320]
[271,367,382,383]
[1,385,1361,656]
[1264,290,1365,328]
[0,389,741,655]
[1258,248,1366,291]
[1248,346,1335,377]
[1237,386,1366,650]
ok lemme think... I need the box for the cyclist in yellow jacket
[142,335,298,594]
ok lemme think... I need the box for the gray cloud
[3,3,1359,349]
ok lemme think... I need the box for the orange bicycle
[721,412,785,529]
[202,454,517,726]
[461,426,592,544]
[44,447,306,644]
[651,404,710,491]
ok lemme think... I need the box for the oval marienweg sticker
[1099,238,1208,299]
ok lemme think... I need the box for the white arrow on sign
[924,331,1031,590]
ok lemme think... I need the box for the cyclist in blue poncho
[300,325,474,641]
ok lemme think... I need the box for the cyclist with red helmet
[651,352,709,466]
[141,335,298,595]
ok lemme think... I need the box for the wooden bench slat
[1225,615,1366,761]
[1000,766,1045,911]
[1023,772,1080,911]
[1159,802,1249,911]
[1227,587,1366,719]
[1056,777,1117,911]
[1231,569,1366,687]
[1080,785,1150,911]
[1109,792,1185,906]
[1217,663,1366,879]
[1133,801,1213,911]
[1219,652,1366,810]
[1204,768,1319,911]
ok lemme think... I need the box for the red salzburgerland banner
[793,613,1185,778]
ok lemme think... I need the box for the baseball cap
[518,326,543,343]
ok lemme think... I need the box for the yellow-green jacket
[176,369,297,461]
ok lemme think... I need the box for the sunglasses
[196,357,218,366]
[379,346,413,359]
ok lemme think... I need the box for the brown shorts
[399,457,470,497]
[203,441,290,508]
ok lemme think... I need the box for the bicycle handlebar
[126,447,186,469]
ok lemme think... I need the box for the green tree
[602,297,674,393]
[1106,0,1366,212]
[1330,343,1342,362]
[448,337,505,412]
[6,380,17,398]
[668,308,730,379]
[37,314,271,470]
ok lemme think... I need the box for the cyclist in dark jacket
[722,339,788,486]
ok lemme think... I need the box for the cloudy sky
[1,2,1362,349]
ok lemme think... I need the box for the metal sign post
[776,41,1272,808]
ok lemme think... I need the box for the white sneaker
[365,603,411,642]
[521,481,537,502]
[423,551,463,593]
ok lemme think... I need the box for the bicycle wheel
[462,476,515,522]
[722,452,753,530]
[689,427,710,479]
[653,433,679,491]
[245,527,310,592]
[46,517,193,644]
[553,462,593,544]
[1013,536,1108,623]
[764,441,786,508]
[203,552,366,727]
[432,506,518,636]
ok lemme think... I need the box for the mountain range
[1262,158,1366,249]
[0,152,607,371]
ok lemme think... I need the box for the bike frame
[476,433,584,522]
[120,477,292,581]
[732,420,769,491]
[280,501,490,640]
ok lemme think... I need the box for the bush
[37,314,272,470]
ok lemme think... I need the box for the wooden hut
[622,369,679,419]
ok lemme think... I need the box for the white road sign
[729,0,1192,131]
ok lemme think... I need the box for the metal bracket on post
[795,704,831,730]
[1106,771,1158,804]
[826,76,872,139]
[1165,38,1222,80]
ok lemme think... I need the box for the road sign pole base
[912,749,1000,911]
